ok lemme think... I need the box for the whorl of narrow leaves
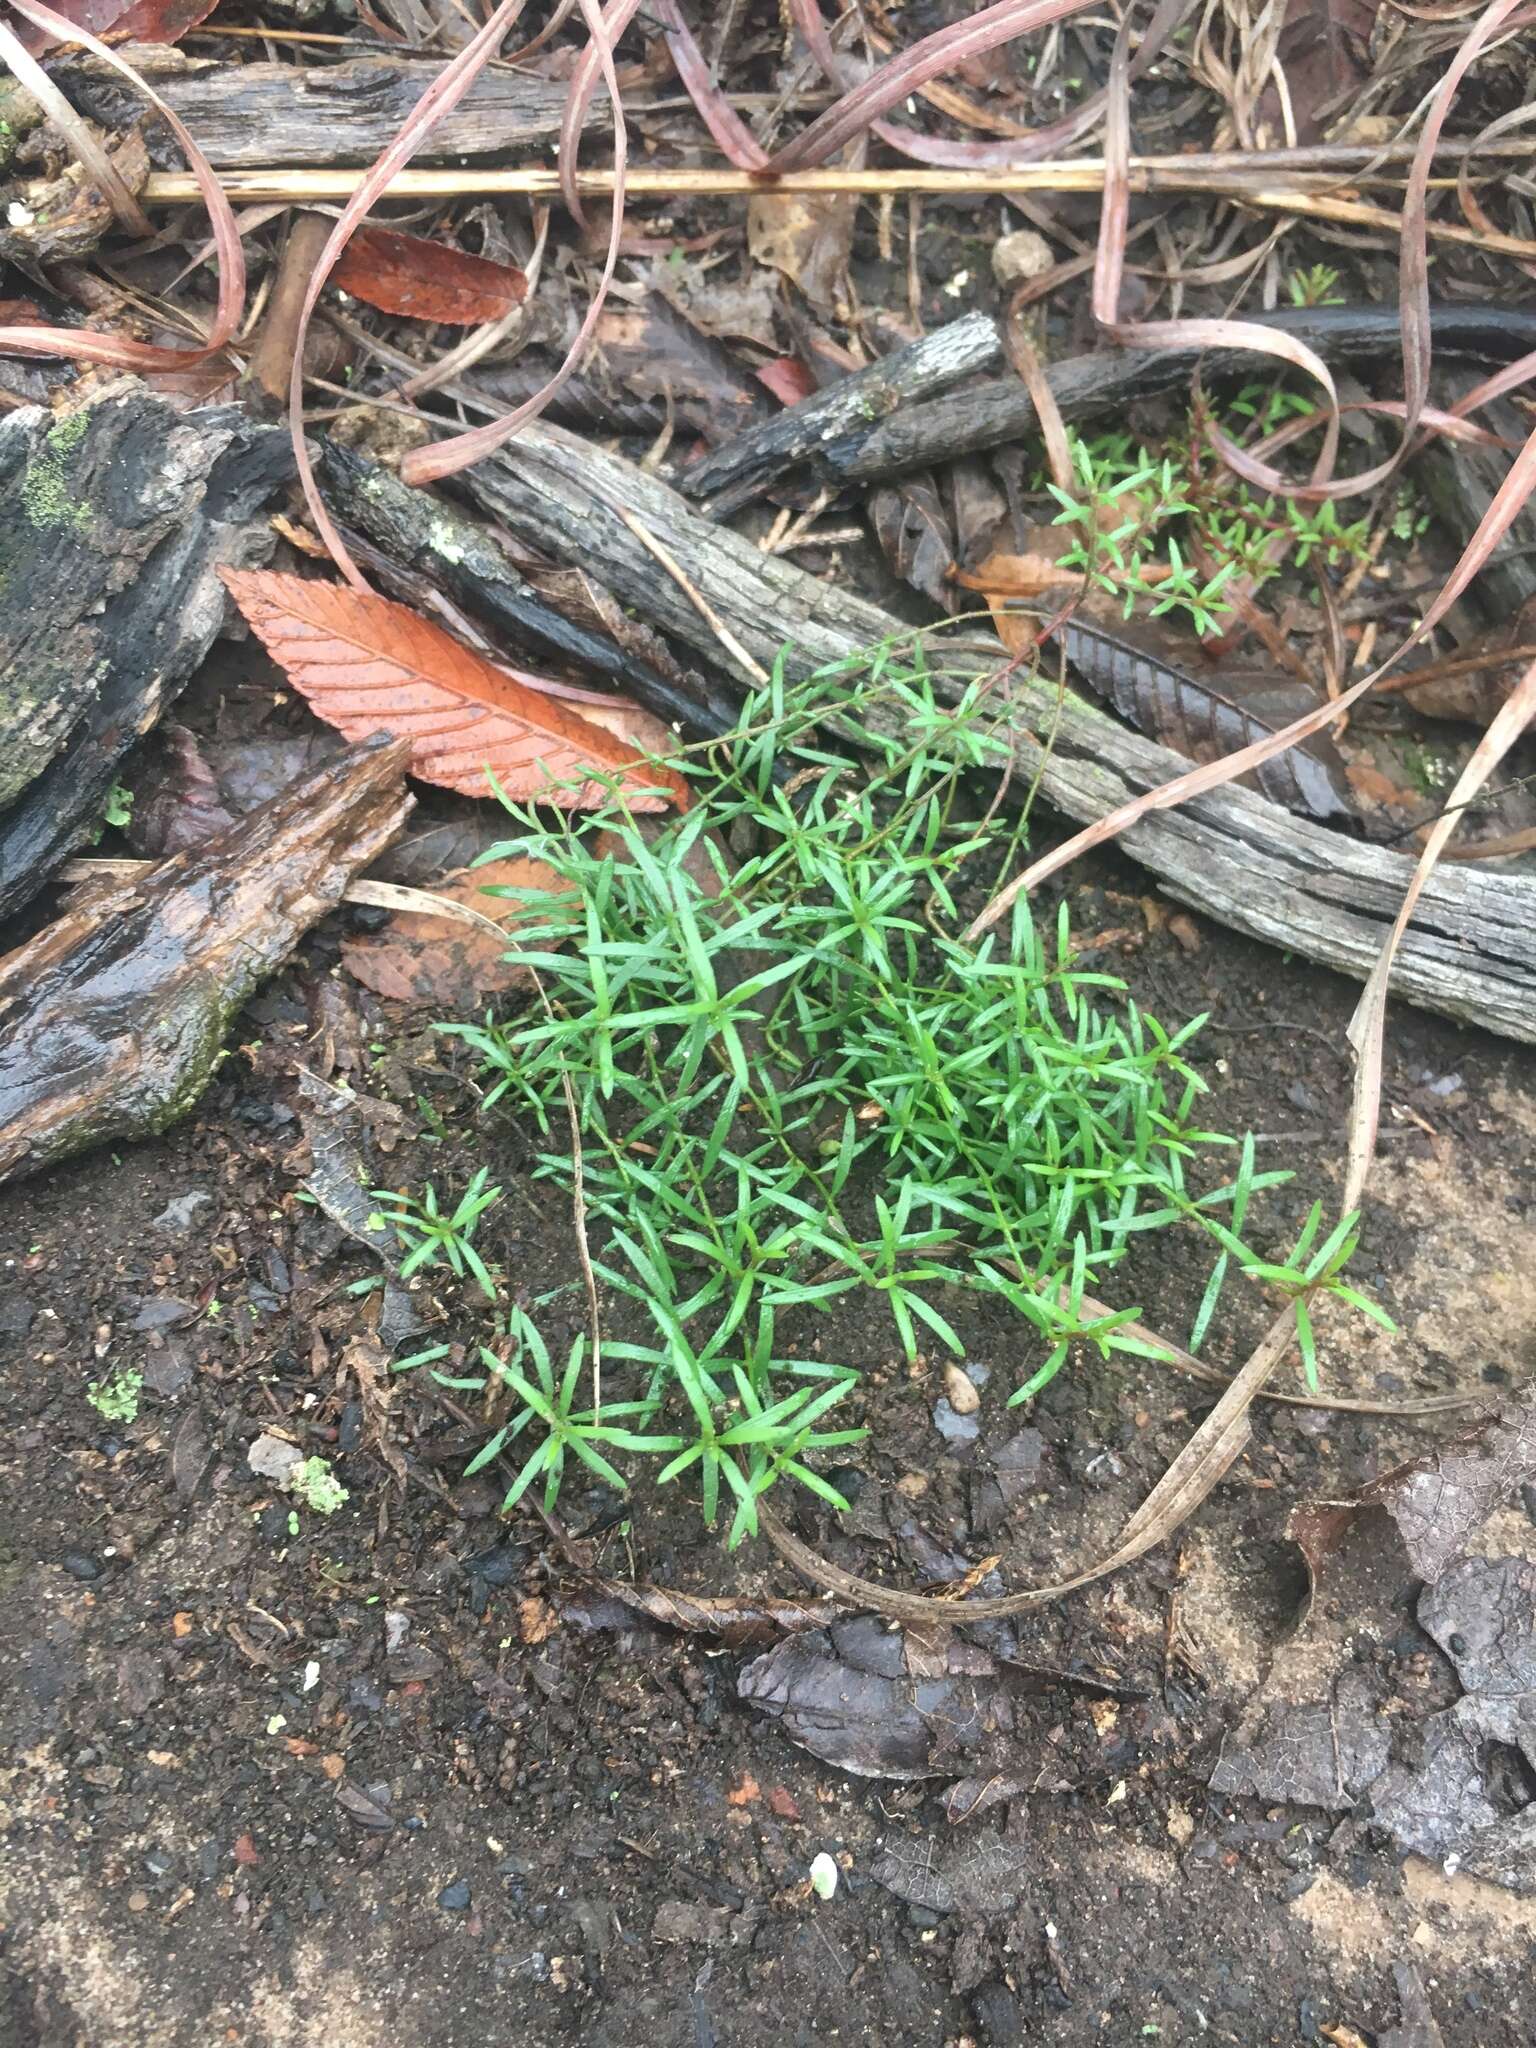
[220,570,686,811]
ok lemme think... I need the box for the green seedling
[369,1168,502,1299]
[432,652,1389,1534]
[290,1457,348,1515]
[87,1366,142,1424]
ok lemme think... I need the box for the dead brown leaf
[339,854,568,1009]
[1289,1388,1536,1604]
[340,1329,405,1485]
[748,190,859,316]
[221,570,686,811]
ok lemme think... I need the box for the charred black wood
[696,304,1536,497]
[0,383,291,917]
[52,45,585,167]
[681,310,1002,515]
[0,735,411,1186]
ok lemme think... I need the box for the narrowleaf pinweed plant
[1044,396,1425,635]
[369,1168,503,1300]
[425,648,1388,1542]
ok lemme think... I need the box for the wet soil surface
[3,820,1536,2048]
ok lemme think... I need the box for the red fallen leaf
[16,0,215,52]
[331,226,527,327]
[232,1832,261,1866]
[220,570,686,811]
[768,1785,801,1820]
[756,356,819,407]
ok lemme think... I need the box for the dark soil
[4,755,1536,2047]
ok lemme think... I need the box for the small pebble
[438,1877,472,1912]
[991,229,1053,288]
[152,1190,212,1234]
[127,1890,150,1913]
[60,1550,104,1582]
[943,1364,980,1416]
[247,1433,303,1486]
[932,1398,980,1444]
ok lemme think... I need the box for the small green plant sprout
[460,1307,672,1511]
[1286,263,1344,307]
[290,1457,349,1514]
[1046,436,1239,636]
[1043,408,1390,635]
[429,653,1392,1539]
[369,1168,502,1299]
[1221,1201,1396,1390]
[87,1366,142,1424]
[104,783,133,830]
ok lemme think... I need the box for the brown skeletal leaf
[869,476,957,608]
[1269,0,1382,141]
[220,571,686,811]
[339,854,569,1008]
[588,294,775,442]
[1056,615,1358,825]
[747,191,858,316]
[330,226,527,327]
[562,1578,842,1649]
[957,537,1081,651]
[1288,1389,1536,1612]
[126,725,237,858]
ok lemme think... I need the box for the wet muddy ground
[3,788,1535,2048]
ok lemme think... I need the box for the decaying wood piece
[455,422,1536,1043]
[0,383,291,915]
[685,305,1536,495]
[1414,367,1536,626]
[54,45,591,167]
[681,310,1002,516]
[319,440,741,739]
[0,734,412,1187]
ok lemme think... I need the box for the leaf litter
[3,0,1536,1993]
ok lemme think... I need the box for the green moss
[22,412,92,533]
[47,409,91,456]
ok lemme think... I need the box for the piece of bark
[681,309,1002,515]
[319,438,741,738]
[0,734,411,1186]
[696,305,1536,495]
[0,383,291,915]
[53,45,591,167]
[0,129,149,269]
[455,421,1536,1043]
[1414,367,1536,625]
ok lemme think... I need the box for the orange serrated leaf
[220,570,686,811]
[330,226,527,327]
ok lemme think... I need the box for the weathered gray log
[0,383,291,916]
[52,44,589,167]
[0,735,411,1187]
[690,305,1536,495]
[455,421,1536,1043]
[681,311,1003,515]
